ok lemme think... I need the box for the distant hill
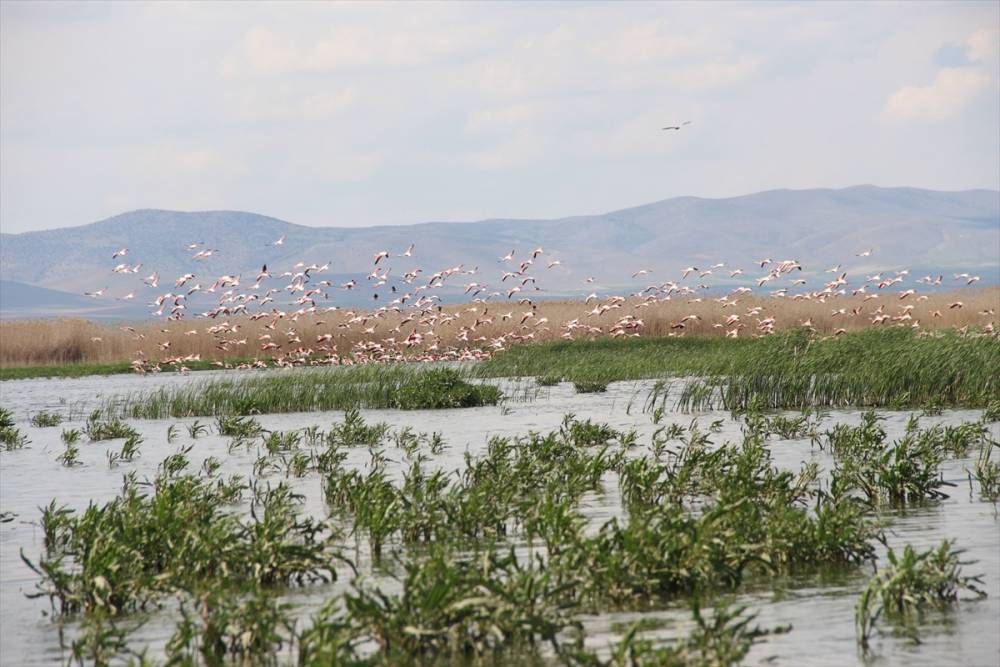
[0,280,150,320]
[1,185,997,318]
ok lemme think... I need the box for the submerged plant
[1,407,29,450]
[167,586,293,664]
[187,420,209,439]
[573,380,609,394]
[107,435,143,467]
[216,414,263,440]
[563,599,789,667]
[856,540,986,649]
[85,411,138,441]
[57,441,82,467]
[29,410,63,428]
[968,440,1000,502]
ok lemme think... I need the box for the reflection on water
[1,371,997,666]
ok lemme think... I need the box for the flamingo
[112,247,128,259]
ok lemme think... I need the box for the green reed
[479,329,1000,409]
[102,366,501,418]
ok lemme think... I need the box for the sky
[1,1,998,234]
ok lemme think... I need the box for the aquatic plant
[29,410,63,428]
[481,328,1000,409]
[573,380,609,394]
[562,599,788,667]
[836,430,951,506]
[56,441,82,467]
[103,365,502,418]
[856,540,986,649]
[536,374,562,387]
[326,408,389,447]
[85,410,138,441]
[22,468,344,618]
[393,368,502,409]
[186,420,209,439]
[968,440,1000,502]
[0,407,29,450]
[216,414,263,439]
[61,428,82,445]
[167,585,293,664]
[107,434,143,467]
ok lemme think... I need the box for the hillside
[1,186,997,318]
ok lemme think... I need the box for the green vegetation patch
[103,366,502,419]
[478,329,1000,409]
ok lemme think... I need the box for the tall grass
[480,328,1000,409]
[103,366,500,419]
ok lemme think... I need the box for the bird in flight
[662,121,691,131]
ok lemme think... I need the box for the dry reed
[0,288,995,369]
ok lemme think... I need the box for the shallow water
[1,371,998,666]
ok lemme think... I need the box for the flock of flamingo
[79,236,994,374]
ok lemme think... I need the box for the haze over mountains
[1,185,997,320]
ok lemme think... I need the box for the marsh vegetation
[2,377,996,666]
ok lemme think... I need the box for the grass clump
[216,414,263,440]
[328,408,389,446]
[0,407,29,450]
[107,435,143,467]
[572,379,609,394]
[856,540,986,649]
[393,368,501,410]
[168,585,293,664]
[968,440,1000,502]
[29,410,63,428]
[85,410,139,441]
[22,467,343,618]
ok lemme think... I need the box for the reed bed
[103,366,501,419]
[480,328,1000,409]
[0,288,995,374]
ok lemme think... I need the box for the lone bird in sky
[662,121,691,131]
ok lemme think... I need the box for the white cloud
[223,23,485,76]
[882,67,991,122]
[966,27,999,62]
[466,132,545,170]
[1,2,998,232]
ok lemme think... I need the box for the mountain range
[1,185,997,319]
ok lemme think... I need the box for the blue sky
[1,1,997,233]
